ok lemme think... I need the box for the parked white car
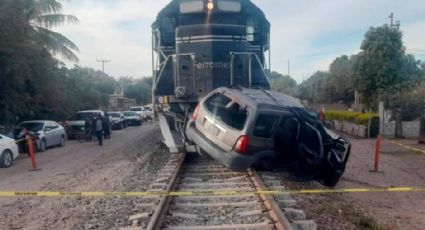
[0,134,19,168]
[129,106,149,120]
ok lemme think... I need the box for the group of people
[84,113,111,146]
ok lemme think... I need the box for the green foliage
[354,25,424,109]
[386,84,425,121]
[325,110,378,126]
[0,0,80,124]
[124,77,153,105]
[269,71,297,96]
[326,110,380,137]
[328,55,356,106]
[27,0,79,62]
[298,71,331,103]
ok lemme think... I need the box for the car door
[43,122,55,147]
[298,121,324,167]
[0,135,5,153]
[50,122,61,145]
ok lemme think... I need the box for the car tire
[322,166,344,187]
[58,136,65,147]
[39,139,47,152]
[120,122,124,130]
[0,150,13,168]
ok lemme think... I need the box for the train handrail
[153,53,196,93]
[230,52,271,87]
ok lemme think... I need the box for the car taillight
[234,135,249,155]
[192,104,200,120]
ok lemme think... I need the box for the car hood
[0,135,14,143]
[67,120,85,126]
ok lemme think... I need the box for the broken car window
[254,114,279,138]
[205,94,247,130]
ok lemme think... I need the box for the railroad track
[122,153,316,230]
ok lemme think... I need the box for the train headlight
[207,1,214,10]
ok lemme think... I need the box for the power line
[408,49,425,53]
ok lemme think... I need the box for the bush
[325,110,380,137]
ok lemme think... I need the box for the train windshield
[218,1,241,12]
[180,0,204,13]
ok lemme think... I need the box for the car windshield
[129,108,142,112]
[72,112,97,121]
[20,122,44,132]
[205,94,248,130]
[124,112,138,116]
[109,113,121,118]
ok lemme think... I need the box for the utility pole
[388,12,400,30]
[287,59,290,76]
[96,59,111,75]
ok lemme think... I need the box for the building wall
[383,121,420,138]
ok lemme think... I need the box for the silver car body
[123,111,142,125]
[66,110,109,137]
[107,112,127,129]
[19,120,66,151]
[129,106,149,120]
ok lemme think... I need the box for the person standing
[95,113,104,146]
[85,117,91,141]
[102,115,111,139]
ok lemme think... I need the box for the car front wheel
[39,139,47,152]
[59,136,65,147]
[0,150,13,168]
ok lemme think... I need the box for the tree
[27,0,79,62]
[354,25,424,137]
[269,71,297,96]
[354,25,423,109]
[124,77,153,104]
[328,55,356,106]
[0,0,79,124]
[298,71,332,103]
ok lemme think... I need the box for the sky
[55,0,425,82]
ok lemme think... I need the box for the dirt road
[287,137,425,230]
[0,123,170,230]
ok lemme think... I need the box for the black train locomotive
[152,0,271,152]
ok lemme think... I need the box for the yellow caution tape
[1,187,424,198]
[389,140,425,155]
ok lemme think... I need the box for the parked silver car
[107,112,127,130]
[17,121,66,152]
[123,111,142,126]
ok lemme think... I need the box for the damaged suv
[186,87,351,186]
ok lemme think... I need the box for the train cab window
[180,0,204,14]
[246,17,259,42]
[218,1,241,12]
[161,17,176,45]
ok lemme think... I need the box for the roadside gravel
[270,137,425,230]
[0,124,170,230]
